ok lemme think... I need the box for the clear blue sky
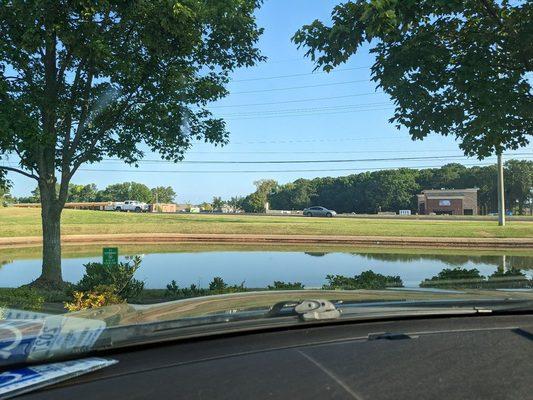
[7,0,532,202]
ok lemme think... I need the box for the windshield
[0,0,532,370]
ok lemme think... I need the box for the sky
[6,0,532,203]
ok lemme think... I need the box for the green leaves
[97,182,153,203]
[0,0,264,183]
[267,161,532,215]
[294,0,532,158]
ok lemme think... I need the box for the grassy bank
[1,208,532,239]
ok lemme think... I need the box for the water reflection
[304,252,327,257]
[355,253,532,270]
[0,249,531,289]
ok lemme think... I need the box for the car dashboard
[19,314,533,400]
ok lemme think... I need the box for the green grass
[1,208,532,239]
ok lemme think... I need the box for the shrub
[268,281,305,290]
[323,270,403,290]
[164,278,246,298]
[76,255,144,300]
[209,277,227,292]
[165,280,180,297]
[0,287,45,311]
[64,285,123,312]
[181,284,207,297]
[164,281,210,298]
[208,277,246,295]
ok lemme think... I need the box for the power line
[231,66,371,83]
[77,162,505,175]
[209,92,384,109]
[227,136,437,144]
[204,149,533,155]
[224,106,394,120]
[100,153,533,165]
[231,79,371,94]
[219,102,391,117]
[185,149,465,155]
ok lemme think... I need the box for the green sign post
[102,247,119,266]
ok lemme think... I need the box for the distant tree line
[240,161,533,215]
[12,182,176,205]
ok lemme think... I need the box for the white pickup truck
[107,200,150,212]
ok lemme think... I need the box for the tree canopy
[293,0,532,157]
[241,179,278,213]
[151,186,176,204]
[97,182,152,203]
[0,0,264,287]
[16,181,177,204]
[242,161,533,215]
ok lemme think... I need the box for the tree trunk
[31,184,64,289]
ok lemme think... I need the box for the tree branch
[57,47,74,87]
[60,58,86,168]
[479,0,504,27]
[68,62,95,157]
[0,165,39,180]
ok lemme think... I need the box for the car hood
[68,288,533,327]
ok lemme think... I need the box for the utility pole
[497,153,505,226]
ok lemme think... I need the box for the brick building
[417,189,478,215]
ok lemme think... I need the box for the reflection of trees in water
[353,253,533,270]
[304,252,327,257]
[506,257,533,270]
[420,267,532,289]
[0,259,12,270]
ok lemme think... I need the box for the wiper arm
[268,299,341,321]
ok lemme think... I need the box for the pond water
[1,247,532,289]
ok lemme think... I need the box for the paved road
[194,211,533,222]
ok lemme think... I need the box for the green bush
[165,280,180,297]
[76,255,144,300]
[208,277,246,295]
[164,281,209,298]
[0,287,45,311]
[268,281,305,290]
[164,277,246,299]
[323,271,403,290]
[209,277,227,292]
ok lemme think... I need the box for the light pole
[497,153,505,226]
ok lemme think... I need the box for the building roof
[422,188,478,194]
[425,195,465,200]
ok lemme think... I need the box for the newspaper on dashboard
[0,357,117,399]
[0,308,106,365]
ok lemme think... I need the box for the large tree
[242,179,278,213]
[98,182,152,203]
[151,186,176,204]
[504,159,533,214]
[293,0,532,158]
[0,0,263,288]
[211,196,224,211]
[68,183,98,202]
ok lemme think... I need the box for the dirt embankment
[0,233,532,249]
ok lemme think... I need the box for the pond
[1,245,532,289]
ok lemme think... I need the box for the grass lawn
[1,207,532,238]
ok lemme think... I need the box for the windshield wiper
[267,299,341,320]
